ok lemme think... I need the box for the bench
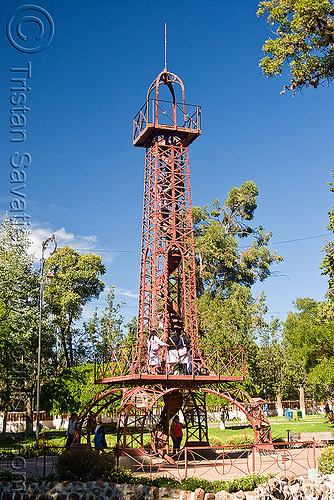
[290,431,334,444]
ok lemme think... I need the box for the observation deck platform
[133,99,201,147]
[94,346,245,387]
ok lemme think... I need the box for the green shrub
[225,434,253,447]
[107,468,150,485]
[318,445,334,474]
[207,435,254,448]
[151,477,182,488]
[107,468,134,484]
[180,475,269,493]
[106,469,178,488]
[180,477,214,492]
[20,443,62,458]
[208,435,254,448]
[209,436,224,447]
[106,469,270,493]
[0,468,17,481]
[56,447,116,482]
[222,475,270,493]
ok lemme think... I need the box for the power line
[28,233,331,254]
[29,245,138,253]
[269,234,329,246]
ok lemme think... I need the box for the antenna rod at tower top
[164,23,167,70]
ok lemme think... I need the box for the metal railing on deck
[133,99,201,143]
[94,346,245,382]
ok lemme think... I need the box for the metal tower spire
[164,23,167,70]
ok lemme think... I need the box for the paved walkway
[0,445,321,481]
[0,455,57,479]
[118,446,321,481]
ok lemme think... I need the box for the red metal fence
[94,346,245,382]
[117,441,320,481]
[0,441,321,481]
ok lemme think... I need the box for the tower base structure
[75,377,272,464]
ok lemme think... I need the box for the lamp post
[36,235,57,444]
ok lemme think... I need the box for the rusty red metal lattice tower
[134,68,201,354]
[76,65,272,461]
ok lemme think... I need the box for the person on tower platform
[177,332,189,375]
[167,331,180,374]
[147,330,167,374]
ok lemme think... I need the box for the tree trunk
[25,398,33,434]
[276,388,283,417]
[66,314,74,366]
[60,327,71,368]
[299,385,306,418]
[1,410,7,434]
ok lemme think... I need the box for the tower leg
[183,390,209,446]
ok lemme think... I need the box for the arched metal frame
[74,388,123,446]
[76,385,272,452]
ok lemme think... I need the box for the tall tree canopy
[257,0,334,93]
[0,220,40,429]
[193,182,283,390]
[283,298,334,401]
[193,181,283,296]
[82,286,125,359]
[254,318,286,401]
[45,246,106,368]
[320,169,334,299]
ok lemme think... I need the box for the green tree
[193,182,283,295]
[320,169,334,298]
[123,316,138,347]
[45,246,106,368]
[40,300,136,416]
[0,300,12,431]
[193,182,283,390]
[255,317,285,401]
[283,298,334,403]
[197,284,263,391]
[257,0,334,93]
[0,219,40,432]
[40,364,96,415]
[82,286,124,359]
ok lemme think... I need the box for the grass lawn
[209,414,334,443]
[1,414,333,452]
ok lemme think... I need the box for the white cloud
[115,287,139,299]
[28,223,112,263]
[49,203,66,211]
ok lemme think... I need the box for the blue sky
[1,0,333,329]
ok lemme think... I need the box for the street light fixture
[36,235,57,444]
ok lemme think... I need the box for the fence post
[252,444,255,474]
[43,445,46,477]
[150,444,154,480]
[185,447,188,478]
[313,439,316,469]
